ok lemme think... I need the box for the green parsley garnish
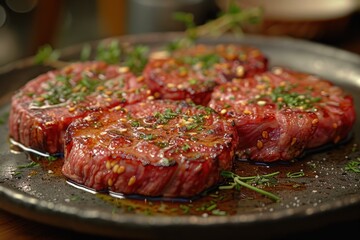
[182,143,191,151]
[182,54,221,69]
[32,73,101,107]
[129,120,140,128]
[270,85,322,110]
[154,108,179,124]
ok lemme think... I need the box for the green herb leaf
[34,44,60,65]
[96,40,121,64]
[270,85,322,110]
[345,158,360,173]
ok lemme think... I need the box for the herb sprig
[286,171,305,178]
[220,170,281,202]
[345,158,360,173]
[169,3,263,50]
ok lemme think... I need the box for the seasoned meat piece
[8,61,151,155]
[62,100,239,197]
[209,67,356,162]
[143,44,268,105]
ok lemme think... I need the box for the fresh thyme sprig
[219,170,281,202]
[169,2,263,51]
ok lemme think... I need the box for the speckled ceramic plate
[0,33,359,239]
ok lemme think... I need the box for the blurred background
[0,0,360,66]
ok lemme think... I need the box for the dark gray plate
[0,33,359,239]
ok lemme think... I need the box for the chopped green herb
[224,103,231,109]
[155,141,169,148]
[206,203,217,211]
[17,161,39,169]
[129,120,140,128]
[212,209,227,216]
[179,204,191,214]
[143,208,152,216]
[286,171,305,178]
[188,78,198,85]
[182,54,221,69]
[139,133,156,141]
[345,158,360,173]
[182,143,191,151]
[159,157,175,167]
[32,73,101,107]
[154,108,179,124]
[34,44,60,65]
[270,85,322,110]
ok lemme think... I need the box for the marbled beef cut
[62,100,239,197]
[8,61,151,155]
[209,67,356,162]
[143,44,268,105]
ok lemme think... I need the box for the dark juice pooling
[10,136,358,217]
